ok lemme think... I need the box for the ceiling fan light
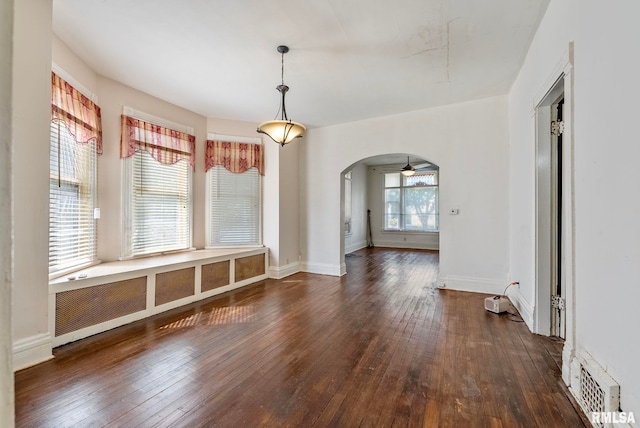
[257,120,306,146]
[401,156,416,176]
[401,167,416,176]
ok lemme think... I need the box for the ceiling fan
[401,156,432,176]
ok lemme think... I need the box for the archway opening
[340,153,440,274]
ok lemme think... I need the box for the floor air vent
[580,366,605,421]
[572,353,620,427]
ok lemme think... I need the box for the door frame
[550,95,565,338]
[534,43,575,386]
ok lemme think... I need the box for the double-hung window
[384,170,438,232]
[49,72,102,275]
[121,115,195,258]
[205,139,263,247]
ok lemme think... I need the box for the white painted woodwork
[0,0,15,424]
[11,0,54,372]
[48,248,269,349]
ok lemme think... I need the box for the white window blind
[49,122,97,273]
[122,151,192,257]
[208,165,261,246]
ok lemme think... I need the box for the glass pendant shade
[257,45,305,146]
[257,120,306,146]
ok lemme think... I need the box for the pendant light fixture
[257,45,306,146]
[401,156,416,176]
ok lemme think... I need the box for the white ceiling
[52,0,549,130]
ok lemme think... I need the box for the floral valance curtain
[120,115,196,170]
[51,72,103,154]
[205,140,264,175]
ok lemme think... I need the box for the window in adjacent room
[121,114,195,258]
[206,139,263,247]
[49,72,102,275]
[384,170,438,232]
[344,170,352,235]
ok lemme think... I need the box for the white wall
[344,162,368,254]
[1,0,15,423]
[11,0,53,370]
[301,95,509,291]
[366,163,439,251]
[278,142,300,274]
[509,0,640,415]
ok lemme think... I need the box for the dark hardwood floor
[15,248,586,427]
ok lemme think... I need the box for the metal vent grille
[580,365,605,426]
[201,260,230,292]
[56,277,147,336]
[571,353,621,427]
[235,253,265,282]
[155,267,195,306]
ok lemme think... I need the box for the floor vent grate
[580,365,606,426]
[571,353,620,428]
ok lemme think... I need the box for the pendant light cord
[279,50,289,121]
[281,50,285,86]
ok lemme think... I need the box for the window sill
[381,230,439,234]
[119,247,196,261]
[49,259,102,281]
[205,244,264,250]
[49,247,267,287]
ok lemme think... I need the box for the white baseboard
[345,240,367,254]
[373,241,439,250]
[562,341,574,387]
[13,333,53,371]
[268,261,301,279]
[506,287,535,330]
[438,275,506,295]
[302,262,343,277]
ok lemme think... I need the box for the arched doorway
[340,153,440,274]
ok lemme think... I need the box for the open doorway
[550,96,565,338]
[535,78,565,338]
[340,154,439,274]
[534,47,575,386]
